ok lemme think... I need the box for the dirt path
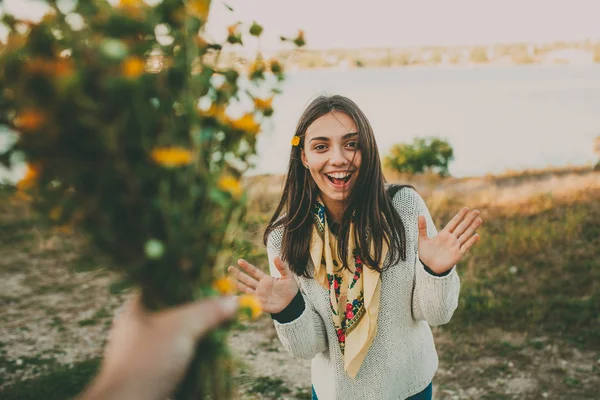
[1,244,598,399]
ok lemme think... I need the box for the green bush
[384,137,454,176]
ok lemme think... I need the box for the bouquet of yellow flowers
[0,0,302,397]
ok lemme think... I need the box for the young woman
[229,95,482,400]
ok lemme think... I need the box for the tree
[385,137,454,176]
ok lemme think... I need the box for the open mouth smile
[324,172,354,188]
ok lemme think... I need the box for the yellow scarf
[309,199,387,379]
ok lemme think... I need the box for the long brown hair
[263,95,410,277]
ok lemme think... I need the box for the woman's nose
[329,146,349,166]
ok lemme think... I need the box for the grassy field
[1,167,599,399]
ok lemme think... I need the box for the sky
[2,0,600,50]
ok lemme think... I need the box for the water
[253,64,600,177]
[2,65,600,182]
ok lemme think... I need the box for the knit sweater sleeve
[393,189,461,326]
[266,230,329,359]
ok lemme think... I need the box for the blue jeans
[311,382,432,400]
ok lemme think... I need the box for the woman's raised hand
[228,256,299,314]
[418,207,482,275]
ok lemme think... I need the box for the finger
[460,233,481,253]
[234,280,256,295]
[227,265,259,290]
[273,256,291,278]
[457,217,483,245]
[417,215,429,240]
[452,209,480,237]
[444,207,470,233]
[237,259,267,281]
[180,297,239,341]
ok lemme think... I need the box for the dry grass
[1,166,599,399]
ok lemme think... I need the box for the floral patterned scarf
[309,199,387,379]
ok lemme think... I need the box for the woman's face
[301,111,362,209]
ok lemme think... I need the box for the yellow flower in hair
[239,294,262,319]
[150,147,193,167]
[291,136,300,146]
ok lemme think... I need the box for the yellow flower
[122,56,145,78]
[291,136,301,147]
[239,294,262,319]
[208,104,227,119]
[254,97,273,111]
[15,109,46,132]
[150,147,193,167]
[119,0,143,6]
[218,176,242,198]
[17,164,40,191]
[118,0,144,15]
[227,24,239,37]
[294,30,306,47]
[230,113,260,135]
[213,277,235,295]
[254,97,273,116]
[188,0,211,20]
[249,59,266,76]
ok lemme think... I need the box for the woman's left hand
[418,207,482,275]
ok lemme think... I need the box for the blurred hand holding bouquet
[0,0,302,397]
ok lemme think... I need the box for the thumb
[182,297,239,341]
[273,256,290,278]
[418,215,429,241]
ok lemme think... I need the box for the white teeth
[326,172,351,179]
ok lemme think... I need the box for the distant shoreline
[283,61,600,74]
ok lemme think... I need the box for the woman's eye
[346,141,358,148]
[314,144,327,151]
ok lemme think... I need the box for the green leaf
[249,22,263,37]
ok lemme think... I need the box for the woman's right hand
[228,256,298,314]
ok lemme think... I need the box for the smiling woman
[302,112,361,218]
[228,94,483,399]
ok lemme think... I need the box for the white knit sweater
[266,188,461,400]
